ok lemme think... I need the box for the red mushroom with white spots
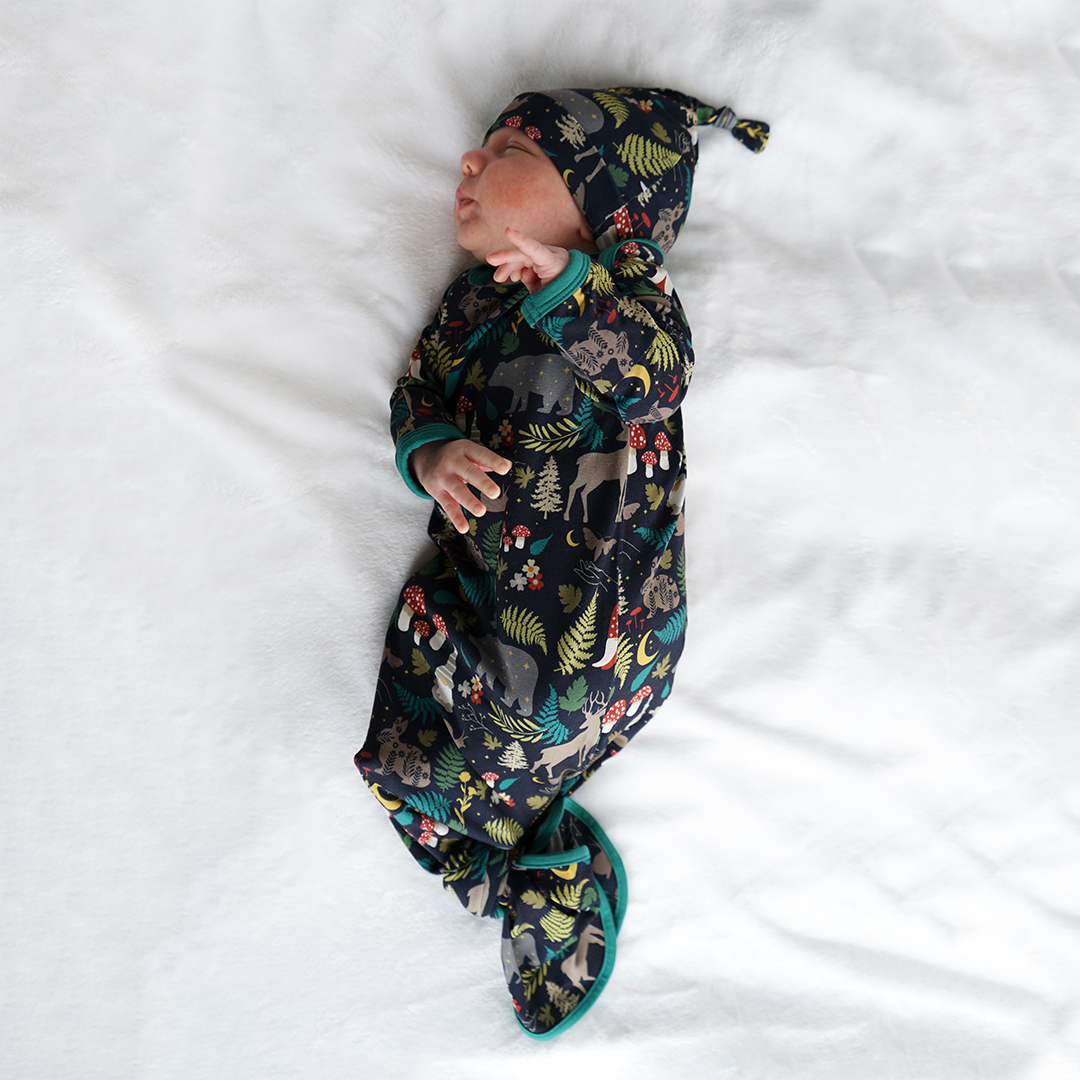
[455,396,474,437]
[626,684,653,718]
[654,430,672,470]
[430,614,448,651]
[413,619,431,647]
[418,813,449,847]
[398,585,425,631]
[512,525,531,549]
[627,424,647,474]
[641,449,658,479]
[482,772,499,788]
[592,605,621,669]
[602,699,627,733]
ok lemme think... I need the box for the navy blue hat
[485,87,769,253]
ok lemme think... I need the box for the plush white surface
[3,1,1079,1077]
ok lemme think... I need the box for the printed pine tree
[498,740,529,770]
[531,457,563,518]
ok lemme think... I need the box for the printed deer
[534,690,609,784]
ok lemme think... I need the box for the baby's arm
[518,240,695,423]
[411,440,511,534]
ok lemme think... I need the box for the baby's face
[455,126,593,262]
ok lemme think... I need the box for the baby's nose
[460,147,483,176]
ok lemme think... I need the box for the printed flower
[510,573,528,591]
[490,419,514,449]
[523,559,543,590]
[458,675,484,704]
[528,573,543,591]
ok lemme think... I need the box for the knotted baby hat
[484,87,769,253]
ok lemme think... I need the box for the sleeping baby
[355,86,767,1038]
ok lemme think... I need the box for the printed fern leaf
[393,683,443,726]
[655,606,687,644]
[594,91,629,128]
[535,686,569,746]
[556,593,598,676]
[483,815,524,848]
[539,908,576,942]
[500,604,548,655]
[633,519,678,550]
[646,331,681,373]
[432,742,468,790]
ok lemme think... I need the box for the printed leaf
[488,702,545,743]
[557,675,589,713]
[500,604,548,655]
[555,593,598,676]
[539,908,576,942]
[654,652,672,681]
[615,133,682,177]
[514,465,536,490]
[655,606,687,644]
[518,416,583,454]
[393,683,443,726]
[483,731,502,751]
[559,584,583,614]
[529,535,552,555]
[645,483,664,511]
[535,687,569,746]
[411,649,430,676]
[633,520,678,550]
[659,548,673,570]
[614,634,633,689]
[464,359,487,392]
[417,729,438,747]
[526,795,550,811]
[432,742,469,790]
[552,882,584,910]
[595,90,630,127]
[521,889,548,910]
[481,522,503,569]
[483,816,525,847]
[646,331,681,372]
[405,789,453,821]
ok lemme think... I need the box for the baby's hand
[410,439,512,534]
[487,228,570,294]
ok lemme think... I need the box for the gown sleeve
[388,287,470,498]
[518,239,694,424]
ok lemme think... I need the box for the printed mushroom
[654,430,672,470]
[482,772,500,788]
[641,449,658,479]
[512,525,531,549]
[601,699,627,733]
[413,619,431,646]
[592,604,621,670]
[429,614,448,651]
[455,395,474,435]
[626,684,653,718]
[398,585,425,631]
[627,424,646,474]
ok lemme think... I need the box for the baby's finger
[465,445,513,476]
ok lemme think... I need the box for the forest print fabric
[356,87,768,1038]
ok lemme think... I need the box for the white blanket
[3,1,1078,1076]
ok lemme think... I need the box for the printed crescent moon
[566,530,580,547]
[550,863,578,880]
[637,630,659,667]
[562,169,574,184]
[627,364,652,395]
[369,783,403,812]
